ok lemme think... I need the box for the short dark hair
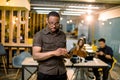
[98,38,106,43]
[47,11,60,19]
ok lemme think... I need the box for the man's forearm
[105,54,112,59]
[33,51,55,61]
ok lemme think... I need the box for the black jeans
[93,67,110,80]
[37,72,67,80]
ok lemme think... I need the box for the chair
[109,57,117,71]
[109,57,117,80]
[98,57,117,80]
[0,44,7,75]
[12,52,31,79]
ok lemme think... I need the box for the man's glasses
[48,22,60,27]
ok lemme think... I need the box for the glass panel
[20,24,25,43]
[13,11,18,43]
[20,10,25,43]
[5,10,10,43]
[21,10,25,21]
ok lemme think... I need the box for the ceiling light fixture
[63,11,85,14]
[66,9,86,11]
[87,10,93,14]
[36,10,59,14]
[68,6,99,9]
[61,13,81,16]
[36,10,51,14]
[32,7,60,10]
[86,15,93,22]
[69,20,72,23]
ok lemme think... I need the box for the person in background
[33,11,69,80]
[93,38,113,80]
[70,38,88,80]
[71,38,87,58]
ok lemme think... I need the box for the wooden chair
[0,44,7,75]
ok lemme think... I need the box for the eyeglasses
[48,22,60,26]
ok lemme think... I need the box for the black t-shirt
[98,45,113,65]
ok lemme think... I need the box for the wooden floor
[0,64,120,80]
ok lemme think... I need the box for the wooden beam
[29,12,32,38]
[44,14,46,28]
[9,9,13,43]
[17,10,21,44]
[1,10,5,44]
[36,13,39,32]
[33,13,35,35]
[25,10,29,44]
[40,14,42,30]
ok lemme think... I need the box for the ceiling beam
[30,0,120,4]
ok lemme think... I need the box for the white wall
[99,6,120,21]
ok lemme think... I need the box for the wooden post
[9,9,13,43]
[25,10,29,44]
[16,10,20,55]
[9,47,12,68]
[40,14,42,30]
[29,12,32,38]
[1,10,5,44]
[17,10,21,44]
[44,14,46,28]
[33,13,35,35]
[36,13,39,32]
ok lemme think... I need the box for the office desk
[22,57,108,80]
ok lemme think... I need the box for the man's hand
[95,51,104,56]
[99,51,104,56]
[53,48,68,57]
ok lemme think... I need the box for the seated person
[70,38,87,58]
[69,38,88,80]
[93,38,113,80]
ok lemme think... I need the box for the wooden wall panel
[25,10,29,44]
[28,12,47,38]
[1,10,5,44]
[9,9,13,44]
[17,10,21,44]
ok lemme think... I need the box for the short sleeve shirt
[98,45,113,65]
[33,27,66,75]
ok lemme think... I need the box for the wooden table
[22,57,38,80]
[3,43,32,68]
[22,57,108,80]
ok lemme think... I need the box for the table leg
[9,47,12,68]
[16,47,20,55]
[22,65,25,80]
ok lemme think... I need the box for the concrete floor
[0,64,120,80]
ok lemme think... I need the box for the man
[32,11,69,80]
[93,38,113,80]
